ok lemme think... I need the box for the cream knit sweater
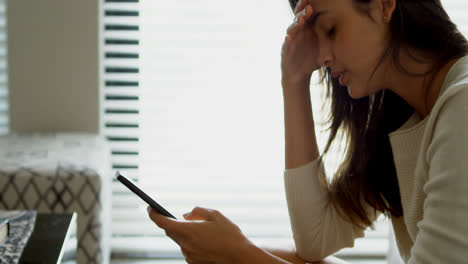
[284,55,468,263]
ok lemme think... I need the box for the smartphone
[116,171,176,219]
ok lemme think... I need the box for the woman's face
[308,0,392,98]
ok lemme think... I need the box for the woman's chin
[347,85,369,99]
[346,85,358,99]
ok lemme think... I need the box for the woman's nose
[317,42,333,67]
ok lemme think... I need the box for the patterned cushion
[0,133,112,264]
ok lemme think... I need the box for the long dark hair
[287,0,468,228]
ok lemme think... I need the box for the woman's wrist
[281,77,311,93]
[229,238,260,264]
[230,239,264,264]
[231,240,294,264]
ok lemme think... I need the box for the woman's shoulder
[422,56,468,156]
[431,55,468,119]
[438,55,468,98]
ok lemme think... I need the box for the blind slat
[106,80,139,86]
[106,53,139,59]
[105,10,139,17]
[105,25,139,31]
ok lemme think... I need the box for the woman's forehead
[308,0,352,17]
[306,0,329,13]
[308,0,344,10]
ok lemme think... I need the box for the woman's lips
[331,71,342,78]
[339,71,347,86]
[331,71,347,86]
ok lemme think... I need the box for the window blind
[103,0,468,262]
[126,0,389,261]
[100,0,143,257]
[0,0,7,136]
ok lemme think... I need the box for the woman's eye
[327,26,336,38]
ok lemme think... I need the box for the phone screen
[116,171,176,219]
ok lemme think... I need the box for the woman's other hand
[281,0,320,89]
[148,206,254,264]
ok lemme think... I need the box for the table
[19,213,77,264]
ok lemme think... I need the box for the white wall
[7,0,100,133]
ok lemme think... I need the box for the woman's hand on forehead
[294,0,311,14]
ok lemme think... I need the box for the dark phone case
[116,171,176,219]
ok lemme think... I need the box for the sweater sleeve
[284,159,372,261]
[408,84,468,263]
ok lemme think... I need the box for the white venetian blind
[137,0,292,257]
[0,0,7,136]
[135,0,388,261]
[102,0,468,263]
[100,0,143,257]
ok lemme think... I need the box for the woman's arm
[263,246,351,264]
[148,205,352,264]
[282,84,320,169]
[237,244,307,264]
[407,83,468,263]
[280,2,368,261]
[148,207,305,264]
[281,0,320,169]
[263,245,309,263]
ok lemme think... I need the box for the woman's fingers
[287,5,313,38]
[286,17,303,41]
[148,207,187,232]
[298,5,313,27]
[148,206,248,264]
[147,206,166,228]
[147,207,192,246]
[287,16,302,36]
[184,206,217,221]
[303,5,313,22]
[293,0,306,14]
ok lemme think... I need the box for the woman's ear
[381,0,396,23]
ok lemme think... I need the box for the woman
[148,0,468,263]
